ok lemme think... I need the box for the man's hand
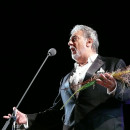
[96,73,116,92]
[3,107,27,125]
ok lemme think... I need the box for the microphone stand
[2,51,54,130]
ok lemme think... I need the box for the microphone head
[48,48,57,56]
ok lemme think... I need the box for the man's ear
[86,38,93,47]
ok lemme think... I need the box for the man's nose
[68,40,73,46]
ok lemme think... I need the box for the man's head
[68,25,99,65]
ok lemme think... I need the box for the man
[3,25,130,130]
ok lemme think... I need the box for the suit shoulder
[99,55,124,63]
[99,55,126,69]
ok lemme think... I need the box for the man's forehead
[70,30,83,39]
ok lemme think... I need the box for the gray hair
[70,25,99,53]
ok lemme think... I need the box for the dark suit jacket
[27,55,130,130]
[60,55,130,130]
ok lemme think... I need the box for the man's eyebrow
[69,35,77,40]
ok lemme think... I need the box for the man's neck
[77,53,98,66]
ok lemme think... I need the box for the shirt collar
[88,53,98,63]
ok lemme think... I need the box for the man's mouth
[70,47,76,54]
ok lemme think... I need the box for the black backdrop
[0,0,130,129]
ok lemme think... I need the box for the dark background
[0,0,130,129]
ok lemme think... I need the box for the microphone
[2,48,57,130]
[48,48,57,56]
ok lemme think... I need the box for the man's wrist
[107,81,117,95]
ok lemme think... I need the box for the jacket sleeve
[26,90,64,130]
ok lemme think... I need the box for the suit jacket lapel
[84,55,104,81]
[61,56,104,98]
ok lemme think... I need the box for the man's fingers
[3,114,12,119]
[8,114,11,117]
[104,73,113,80]
[3,116,9,119]
[13,107,17,112]
[99,74,107,80]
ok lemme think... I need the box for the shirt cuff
[23,115,29,129]
[107,81,117,95]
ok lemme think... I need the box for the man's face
[68,30,88,61]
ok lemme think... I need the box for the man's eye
[72,37,77,42]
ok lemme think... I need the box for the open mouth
[70,47,76,54]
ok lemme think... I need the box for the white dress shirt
[69,53,116,96]
[69,54,98,97]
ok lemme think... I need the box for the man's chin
[72,54,79,61]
